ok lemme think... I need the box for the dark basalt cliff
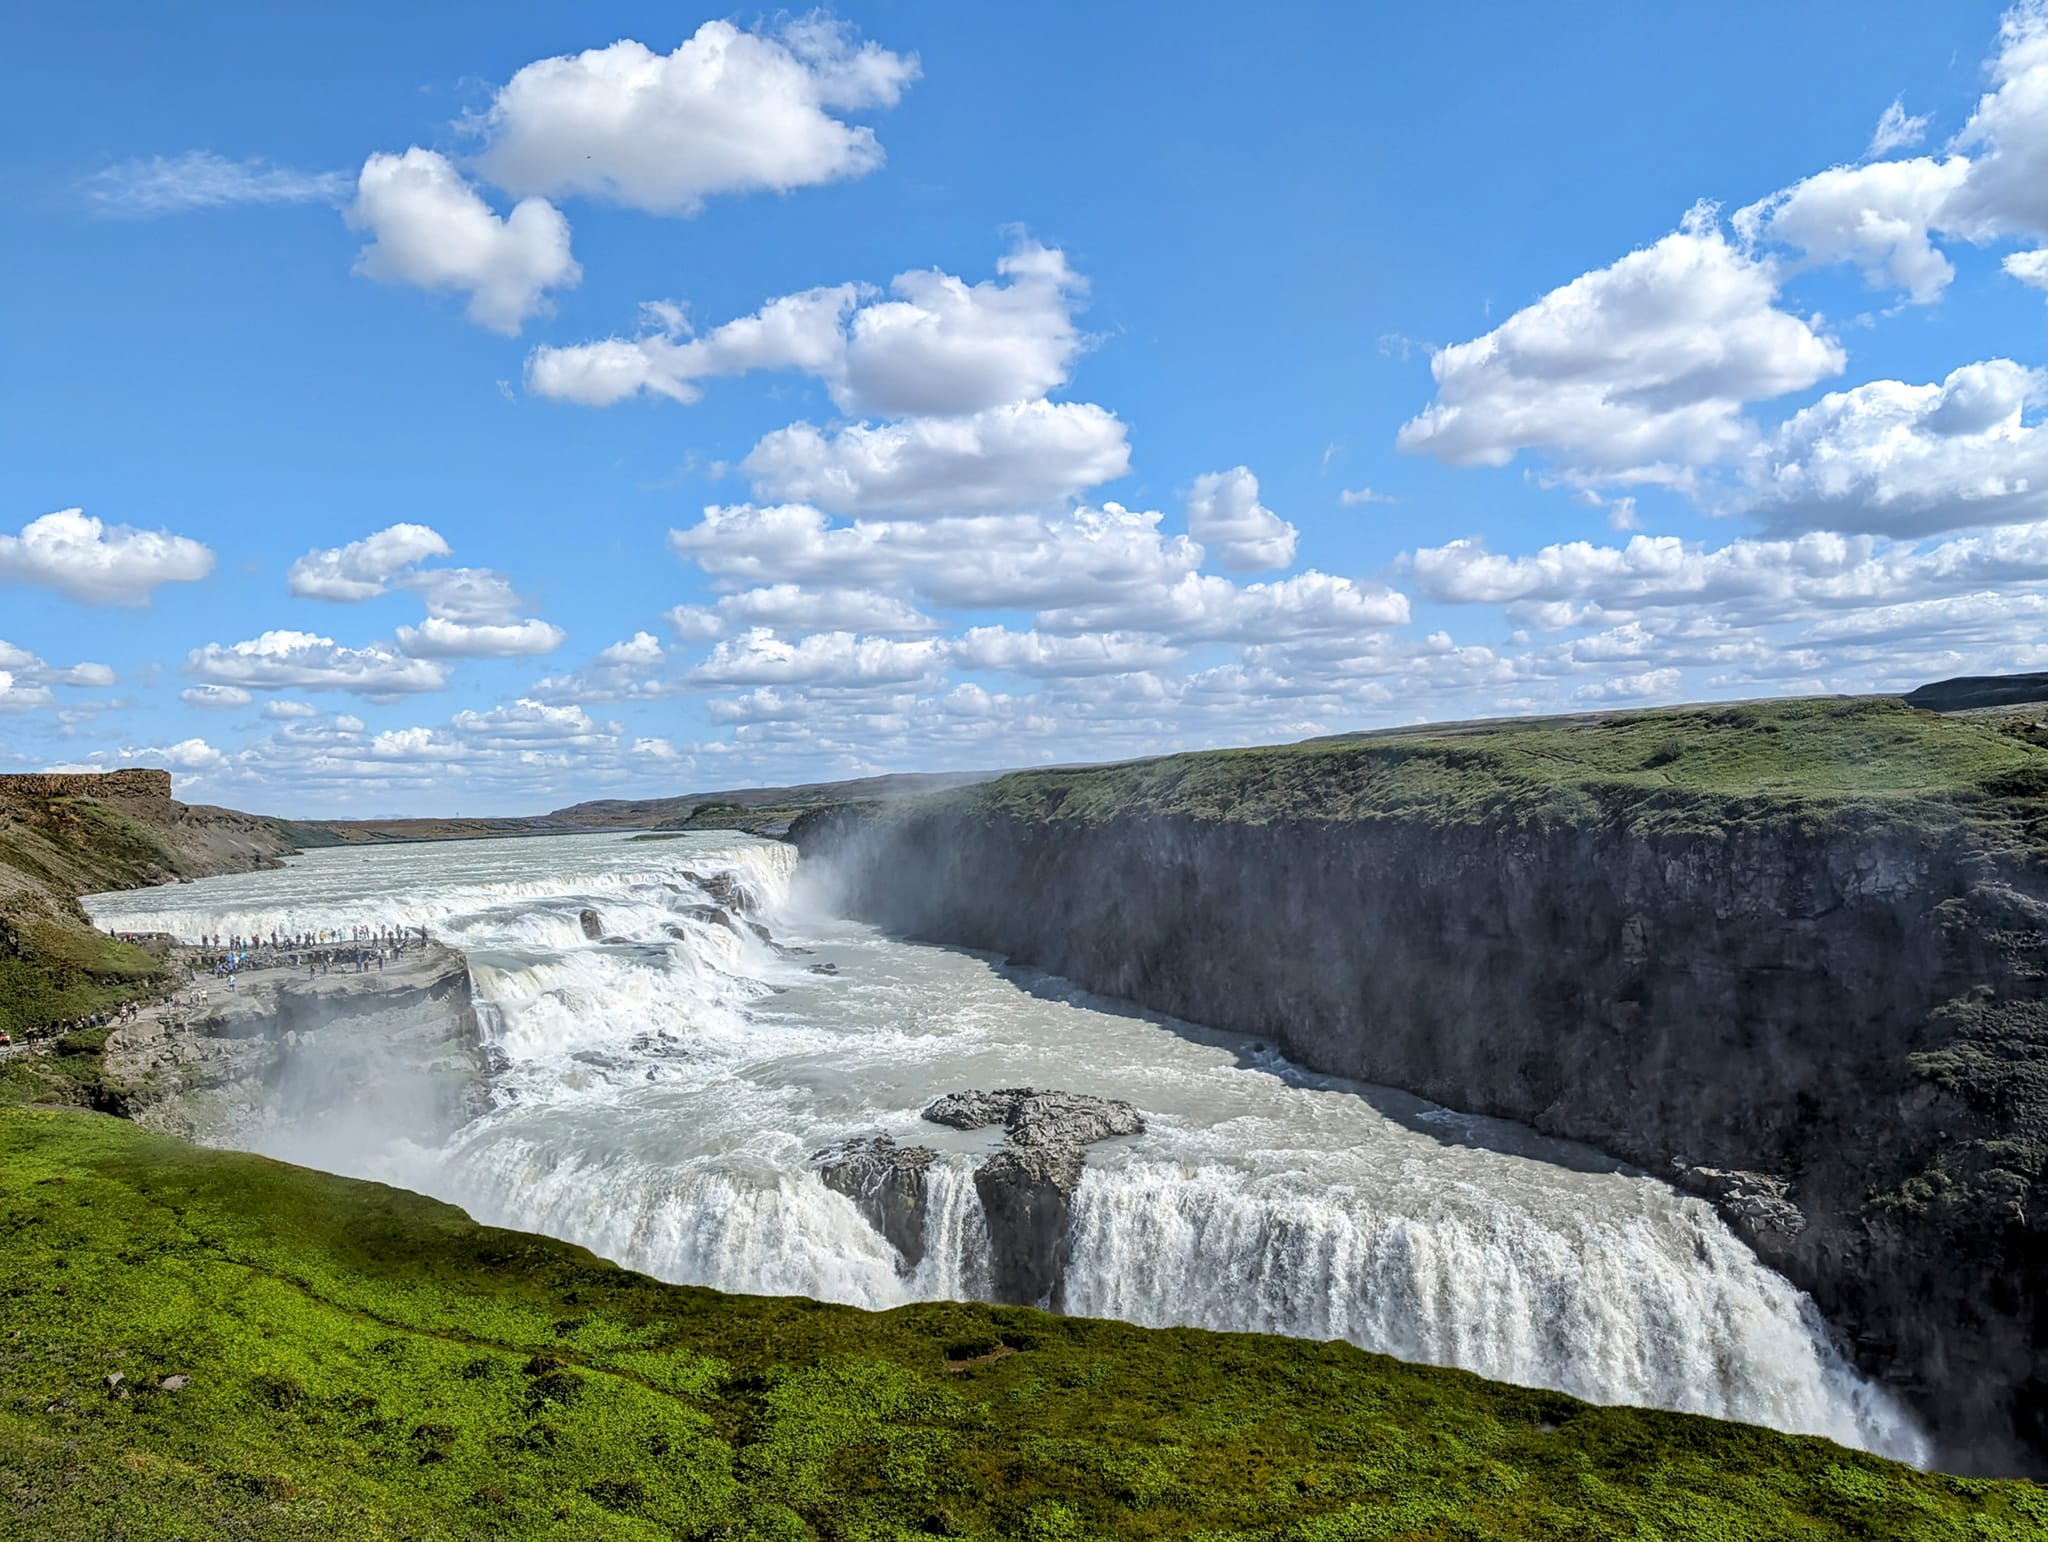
[792,699,2048,1476]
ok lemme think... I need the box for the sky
[4,2,2047,816]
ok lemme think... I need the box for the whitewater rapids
[84,830,1928,1463]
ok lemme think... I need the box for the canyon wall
[794,800,2048,1476]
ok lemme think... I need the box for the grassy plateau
[956,698,2048,847]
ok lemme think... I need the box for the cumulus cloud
[743,399,1130,515]
[526,286,859,406]
[1409,518,2048,639]
[669,584,937,639]
[1734,156,1970,304]
[263,699,320,720]
[689,628,946,687]
[0,509,215,605]
[347,148,579,334]
[951,627,1182,677]
[181,684,253,710]
[1036,570,1410,641]
[669,502,1204,611]
[1397,207,1843,485]
[1742,359,2048,536]
[81,150,352,215]
[474,19,917,216]
[1739,7,2048,305]
[529,238,1087,418]
[1868,98,1932,158]
[288,523,452,601]
[185,630,450,697]
[0,672,53,713]
[393,566,566,658]
[1185,468,1298,572]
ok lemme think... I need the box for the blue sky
[3,2,2045,815]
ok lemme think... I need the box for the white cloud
[1574,667,1683,703]
[530,237,1087,419]
[1185,467,1298,572]
[1734,156,1969,304]
[951,627,1182,678]
[475,19,917,216]
[526,286,859,406]
[80,150,351,215]
[263,699,320,720]
[1867,98,1931,159]
[837,240,1085,416]
[1339,486,1397,506]
[599,632,664,667]
[347,148,579,334]
[743,399,1130,515]
[1036,570,1410,642]
[181,685,252,710]
[1942,2,2048,245]
[1408,519,2048,640]
[669,584,937,639]
[689,628,946,687]
[396,616,567,658]
[0,672,53,713]
[669,502,1204,612]
[185,630,450,697]
[1397,207,1843,485]
[1743,359,2048,536]
[392,565,565,658]
[0,509,215,605]
[0,641,115,694]
[288,523,451,601]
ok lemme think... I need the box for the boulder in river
[682,870,759,913]
[578,908,603,941]
[813,1135,937,1270]
[922,1087,1144,1146]
[972,1142,1088,1307]
[921,1087,1145,1308]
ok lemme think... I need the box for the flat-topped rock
[922,1087,1144,1147]
[812,1135,938,1271]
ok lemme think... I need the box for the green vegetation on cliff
[0,794,179,1038]
[958,698,2048,846]
[1,1106,2039,1541]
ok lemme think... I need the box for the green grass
[959,698,2048,844]
[1,1107,2041,1540]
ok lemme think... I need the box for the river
[83,829,1927,1462]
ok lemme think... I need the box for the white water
[84,831,1928,1463]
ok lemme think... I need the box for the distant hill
[286,767,1002,846]
[1904,671,2048,712]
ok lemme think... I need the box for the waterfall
[82,830,1930,1466]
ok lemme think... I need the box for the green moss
[958,698,2048,847]
[1,1106,2039,1539]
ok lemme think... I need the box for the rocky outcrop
[797,799,2048,1475]
[104,942,486,1147]
[924,1088,1145,1307]
[684,870,760,913]
[813,1135,936,1270]
[0,769,172,802]
[579,908,605,940]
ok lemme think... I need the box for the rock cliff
[793,698,2048,1476]
[104,943,487,1149]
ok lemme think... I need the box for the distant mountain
[1905,671,2048,712]
[284,767,1003,845]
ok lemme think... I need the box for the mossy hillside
[958,698,2048,843]
[0,793,177,1039]
[2,1108,2041,1541]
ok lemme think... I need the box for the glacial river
[84,830,1928,1462]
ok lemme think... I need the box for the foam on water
[84,831,1928,1464]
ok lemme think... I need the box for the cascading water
[84,830,1929,1465]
